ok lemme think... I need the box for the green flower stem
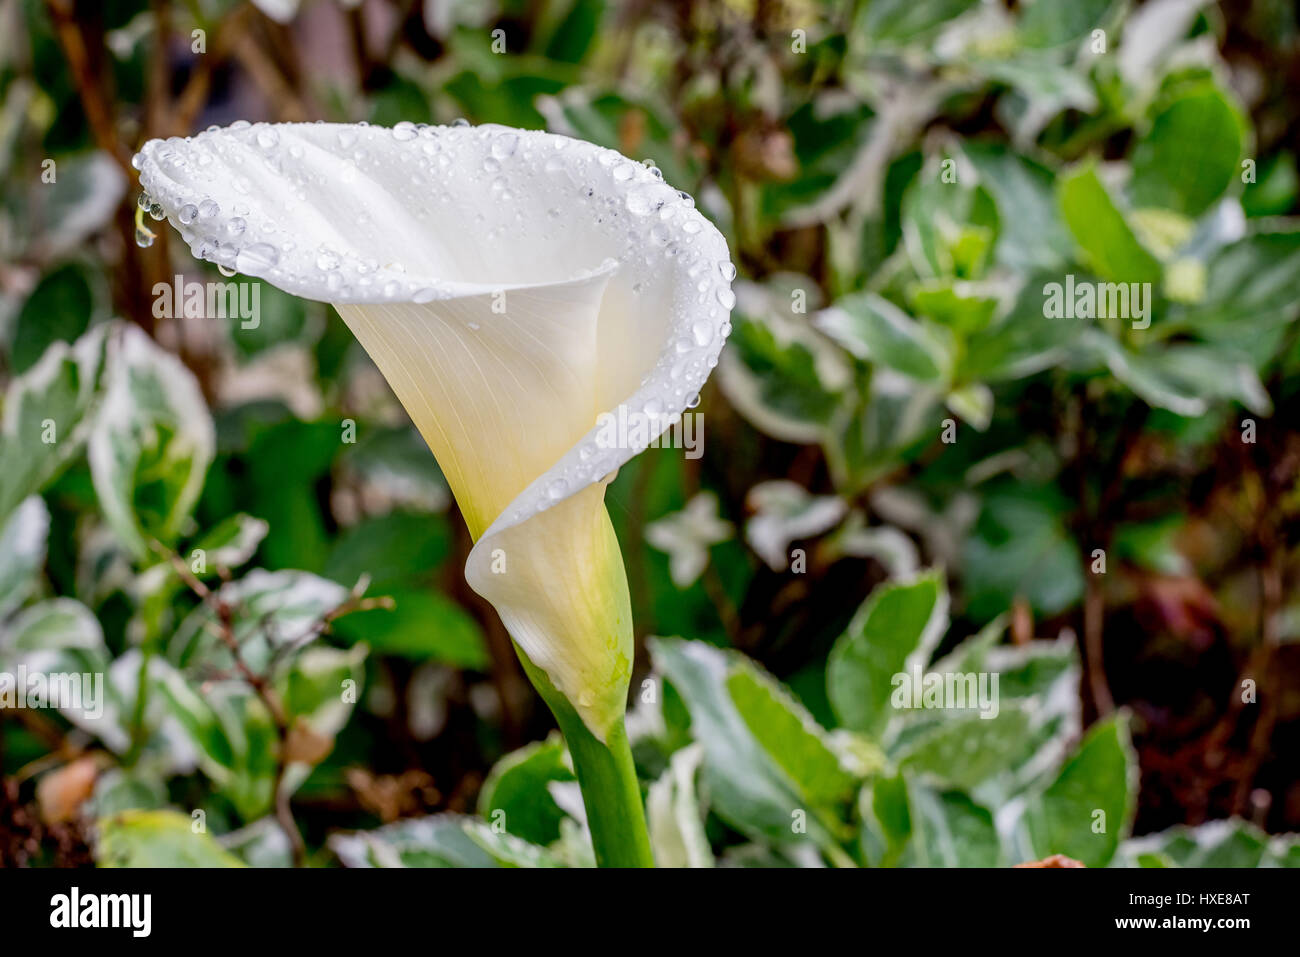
[516,647,654,868]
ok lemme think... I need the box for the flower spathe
[135,121,735,740]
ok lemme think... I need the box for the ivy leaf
[1022,714,1137,867]
[826,572,948,739]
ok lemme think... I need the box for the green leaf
[895,707,1034,791]
[963,143,1074,273]
[462,819,565,867]
[0,496,49,620]
[323,511,451,591]
[89,324,215,560]
[96,810,246,867]
[167,569,349,677]
[332,588,489,669]
[901,173,1000,280]
[726,662,858,810]
[858,773,911,866]
[900,782,1002,867]
[477,734,575,846]
[187,513,269,573]
[858,0,982,44]
[645,743,714,868]
[963,485,1084,619]
[859,773,1002,867]
[1130,82,1247,218]
[1019,0,1117,49]
[962,274,1082,382]
[10,262,102,374]
[1113,819,1299,868]
[329,814,499,868]
[1,597,102,654]
[1082,329,1209,417]
[1058,163,1163,284]
[817,293,948,382]
[1024,714,1137,867]
[908,279,1002,337]
[826,571,948,738]
[719,310,848,444]
[1165,226,1300,363]
[0,325,109,524]
[650,637,846,852]
[338,425,449,515]
[155,672,278,819]
[1242,152,1298,218]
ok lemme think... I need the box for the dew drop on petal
[198,199,220,218]
[626,187,657,216]
[226,217,246,237]
[491,132,519,159]
[178,204,198,225]
[716,286,736,309]
[235,243,278,272]
[392,122,418,141]
[719,261,737,281]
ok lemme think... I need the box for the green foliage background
[1,0,1299,867]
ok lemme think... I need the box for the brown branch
[42,0,132,174]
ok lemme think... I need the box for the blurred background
[1,0,1299,867]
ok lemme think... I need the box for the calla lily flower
[134,121,734,759]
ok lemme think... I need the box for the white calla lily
[134,121,734,746]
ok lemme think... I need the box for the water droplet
[148,203,165,221]
[450,118,470,128]
[692,320,713,346]
[719,261,737,281]
[134,226,154,248]
[316,249,340,270]
[217,263,237,277]
[491,132,519,160]
[392,121,418,141]
[131,153,144,171]
[256,128,278,149]
[198,199,220,218]
[626,187,658,216]
[178,204,198,225]
[716,287,736,309]
[547,480,567,500]
[226,217,246,237]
